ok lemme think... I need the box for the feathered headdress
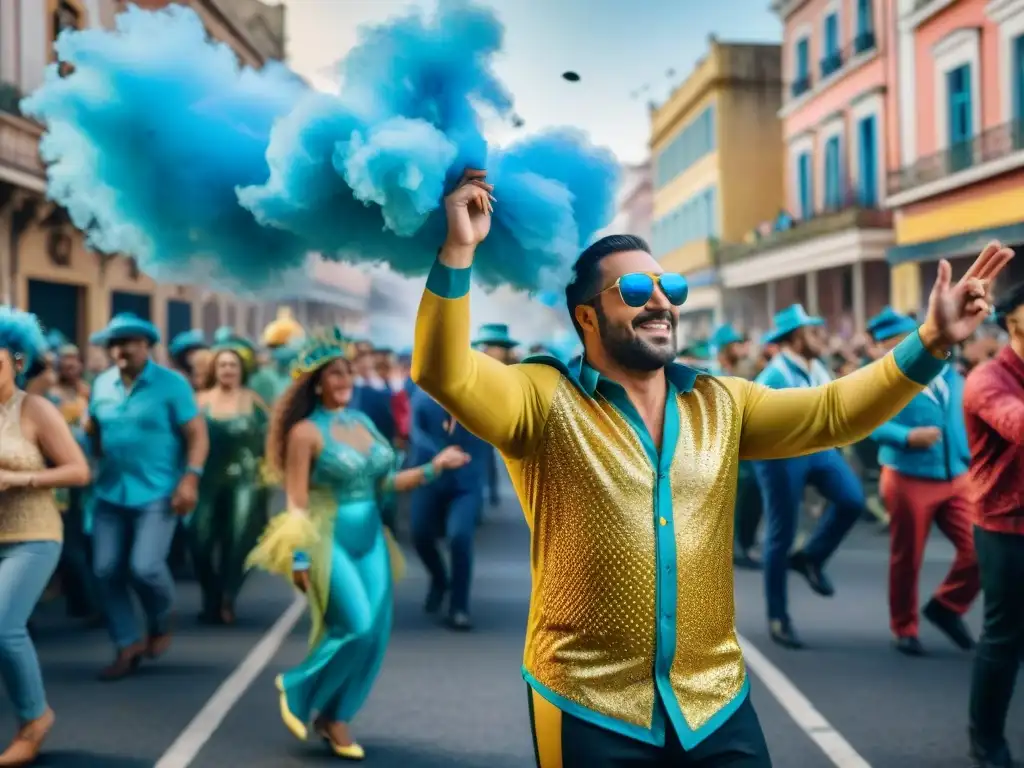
[291,326,355,379]
[0,308,48,378]
[212,326,257,373]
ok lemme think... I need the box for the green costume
[188,329,269,620]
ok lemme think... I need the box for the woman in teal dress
[190,329,269,625]
[247,327,468,760]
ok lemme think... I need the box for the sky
[279,0,782,164]
[274,0,782,346]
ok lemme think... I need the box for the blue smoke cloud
[23,1,620,293]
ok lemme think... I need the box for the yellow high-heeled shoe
[274,675,307,742]
[315,722,365,761]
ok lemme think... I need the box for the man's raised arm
[410,171,560,458]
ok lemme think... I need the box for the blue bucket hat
[762,304,824,345]
[168,328,207,360]
[472,323,519,349]
[96,313,160,346]
[866,306,901,335]
[872,313,918,342]
[710,323,744,351]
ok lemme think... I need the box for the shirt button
[659,516,667,526]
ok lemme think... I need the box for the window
[651,185,720,256]
[855,0,875,53]
[797,152,813,219]
[857,115,878,207]
[654,105,717,187]
[822,13,842,77]
[824,14,839,57]
[1015,35,1024,123]
[52,1,82,42]
[824,135,842,209]
[947,64,973,171]
[792,37,811,96]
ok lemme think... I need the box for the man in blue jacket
[869,310,979,656]
[409,387,491,630]
[754,305,866,650]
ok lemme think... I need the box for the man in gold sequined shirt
[411,170,1012,767]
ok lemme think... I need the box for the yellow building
[0,0,367,352]
[650,39,785,341]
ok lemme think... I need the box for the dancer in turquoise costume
[246,328,469,760]
[249,308,304,405]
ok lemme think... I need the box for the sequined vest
[514,374,744,733]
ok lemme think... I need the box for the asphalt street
[4,489,1022,767]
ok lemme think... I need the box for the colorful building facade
[649,40,785,342]
[886,0,1024,310]
[719,0,893,338]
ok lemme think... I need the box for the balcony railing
[0,81,45,188]
[820,51,843,79]
[715,198,892,265]
[887,119,1024,197]
[785,33,878,105]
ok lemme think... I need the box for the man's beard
[596,305,677,372]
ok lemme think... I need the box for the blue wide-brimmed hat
[866,306,901,334]
[168,328,207,359]
[762,304,824,345]
[96,313,160,346]
[710,323,744,351]
[872,313,918,342]
[472,323,519,349]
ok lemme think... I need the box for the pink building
[885,0,1024,311]
[719,0,893,334]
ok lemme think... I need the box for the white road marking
[739,634,873,767]
[154,596,306,768]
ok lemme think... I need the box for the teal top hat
[97,313,160,346]
[211,326,257,372]
[763,304,824,345]
[710,323,743,351]
[866,306,900,335]
[472,323,519,349]
[168,328,208,360]
[872,313,918,342]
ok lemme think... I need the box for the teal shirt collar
[578,358,700,397]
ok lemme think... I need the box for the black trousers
[968,526,1024,752]
[528,688,771,767]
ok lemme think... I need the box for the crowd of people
[0,212,1019,766]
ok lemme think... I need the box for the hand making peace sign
[920,242,1014,352]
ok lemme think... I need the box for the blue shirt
[89,360,198,507]
[351,385,396,443]
[872,365,970,481]
[409,387,491,492]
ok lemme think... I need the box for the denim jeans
[0,540,62,722]
[92,498,178,649]
[754,449,864,623]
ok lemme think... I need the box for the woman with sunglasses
[0,308,91,765]
[410,170,1012,768]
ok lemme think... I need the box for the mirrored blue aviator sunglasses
[588,272,689,308]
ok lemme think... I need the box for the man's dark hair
[994,280,1024,331]
[564,234,652,340]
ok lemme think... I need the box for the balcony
[0,84,45,194]
[716,201,892,265]
[887,119,1024,203]
[782,34,879,115]
[820,51,843,79]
